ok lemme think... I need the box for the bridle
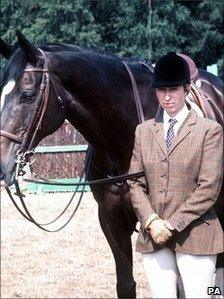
[0,50,65,178]
[0,53,145,232]
[0,54,147,183]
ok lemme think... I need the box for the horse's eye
[21,92,36,102]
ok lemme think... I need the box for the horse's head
[0,32,65,186]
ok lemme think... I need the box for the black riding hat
[151,52,190,88]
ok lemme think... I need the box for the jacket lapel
[168,109,197,156]
[151,106,168,156]
[150,107,197,157]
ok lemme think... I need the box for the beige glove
[164,220,176,231]
[147,219,173,246]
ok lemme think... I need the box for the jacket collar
[152,106,197,156]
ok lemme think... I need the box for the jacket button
[159,189,166,193]
[161,158,168,163]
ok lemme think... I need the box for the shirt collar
[163,103,189,125]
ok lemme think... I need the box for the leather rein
[0,53,146,183]
[1,52,146,232]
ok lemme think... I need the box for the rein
[5,145,92,232]
[1,52,146,232]
[1,55,146,184]
[23,171,144,186]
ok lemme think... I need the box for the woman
[128,52,223,298]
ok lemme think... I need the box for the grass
[1,190,149,298]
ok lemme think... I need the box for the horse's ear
[16,30,40,64]
[0,38,15,59]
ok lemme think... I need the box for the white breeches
[142,248,217,298]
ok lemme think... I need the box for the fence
[26,121,90,193]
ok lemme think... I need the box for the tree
[150,0,224,72]
[88,0,150,59]
[194,0,224,68]
[150,0,191,62]
[1,0,103,47]
[109,0,149,58]
[1,0,223,77]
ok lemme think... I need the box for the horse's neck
[66,97,131,174]
[56,54,134,125]
[52,52,155,172]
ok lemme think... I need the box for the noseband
[0,53,50,152]
[0,50,65,178]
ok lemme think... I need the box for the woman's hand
[148,219,173,245]
[164,220,176,231]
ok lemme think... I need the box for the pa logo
[207,287,222,295]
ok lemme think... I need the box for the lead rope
[5,145,92,232]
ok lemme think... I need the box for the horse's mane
[39,42,146,65]
[0,42,152,91]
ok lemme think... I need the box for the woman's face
[155,85,188,117]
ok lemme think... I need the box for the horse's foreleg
[98,206,136,298]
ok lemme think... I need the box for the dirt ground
[1,189,149,299]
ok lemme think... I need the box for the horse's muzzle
[0,181,7,187]
[0,166,4,180]
[0,165,14,187]
[0,166,7,187]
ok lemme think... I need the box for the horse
[0,32,223,298]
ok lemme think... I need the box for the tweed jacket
[128,108,223,254]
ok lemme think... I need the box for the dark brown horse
[0,32,223,298]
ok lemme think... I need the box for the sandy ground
[1,189,149,299]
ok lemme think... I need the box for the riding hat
[151,52,190,88]
[178,53,199,81]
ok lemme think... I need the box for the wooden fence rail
[27,144,89,193]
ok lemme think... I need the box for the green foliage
[87,0,149,58]
[194,0,224,67]
[151,1,191,59]
[150,0,224,68]
[107,0,149,58]
[0,0,223,78]
[1,0,103,47]
[149,0,223,77]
